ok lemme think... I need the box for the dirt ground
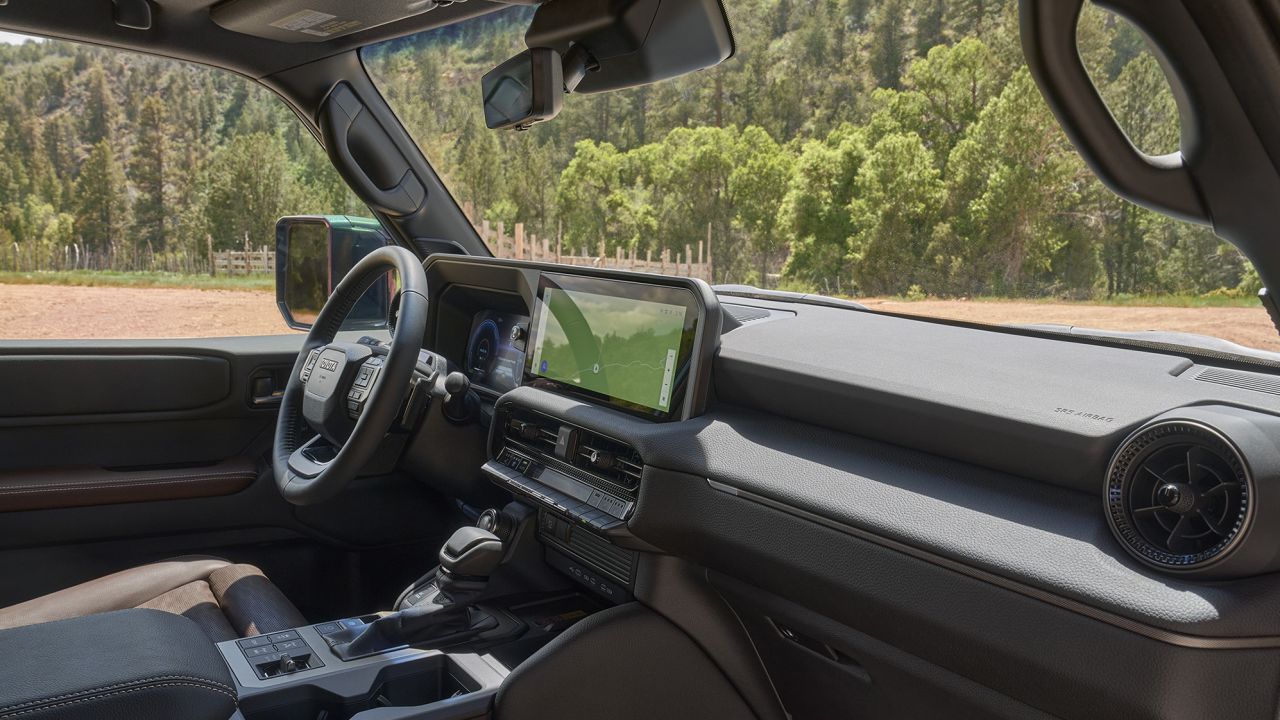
[0,284,295,339]
[862,298,1280,352]
[0,284,1275,353]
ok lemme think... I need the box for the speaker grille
[1195,367,1280,396]
[1106,421,1251,570]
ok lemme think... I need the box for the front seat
[0,556,306,643]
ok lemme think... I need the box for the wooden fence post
[706,222,714,284]
[207,235,215,276]
[514,223,525,259]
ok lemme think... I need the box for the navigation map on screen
[529,285,689,414]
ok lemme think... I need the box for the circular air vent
[1106,420,1252,571]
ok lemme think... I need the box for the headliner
[0,0,515,79]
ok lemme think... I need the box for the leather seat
[0,556,306,643]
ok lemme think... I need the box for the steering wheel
[273,246,428,505]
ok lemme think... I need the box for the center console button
[314,622,342,635]
[268,631,299,643]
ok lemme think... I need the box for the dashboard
[406,253,1280,720]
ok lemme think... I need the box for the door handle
[249,368,288,407]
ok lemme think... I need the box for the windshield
[363,1,1273,355]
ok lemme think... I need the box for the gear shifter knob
[439,526,503,578]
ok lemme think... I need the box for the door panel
[0,456,257,512]
[0,335,459,622]
[0,354,231,417]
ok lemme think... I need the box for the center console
[484,405,643,601]
[420,255,723,607]
[216,520,528,720]
[221,623,505,720]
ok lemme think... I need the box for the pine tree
[74,140,131,252]
[870,0,908,89]
[845,0,871,32]
[915,0,946,55]
[130,95,171,254]
[772,0,793,37]
[81,64,120,145]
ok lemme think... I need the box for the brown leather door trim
[0,457,257,513]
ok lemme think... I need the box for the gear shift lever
[326,527,504,660]
[434,526,505,602]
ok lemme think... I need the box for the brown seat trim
[0,456,256,512]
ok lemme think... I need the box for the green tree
[780,125,869,289]
[941,69,1094,295]
[847,132,944,294]
[869,0,909,89]
[730,126,794,287]
[81,64,120,145]
[452,114,506,218]
[130,95,171,254]
[1096,53,1181,295]
[74,139,131,252]
[204,132,291,250]
[914,0,946,55]
[557,139,628,251]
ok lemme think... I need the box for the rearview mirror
[482,0,734,130]
[275,216,393,331]
[482,48,565,130]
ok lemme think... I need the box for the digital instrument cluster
[465,310,528,393]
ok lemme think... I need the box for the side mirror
[482,48,565,130]
[275,216,393,331]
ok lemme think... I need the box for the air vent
[503,408,560,457]
[573,430,644,491]
[1106,420,1251,571]
[1195,367,1280,396]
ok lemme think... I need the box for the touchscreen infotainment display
[526,274,700,419]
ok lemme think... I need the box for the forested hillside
[365,0,1255,298]
[0,0,1256,300]
[0,39,361,271]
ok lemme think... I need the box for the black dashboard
[404,253,1280,720]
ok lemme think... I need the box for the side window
[0,35,364,340]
